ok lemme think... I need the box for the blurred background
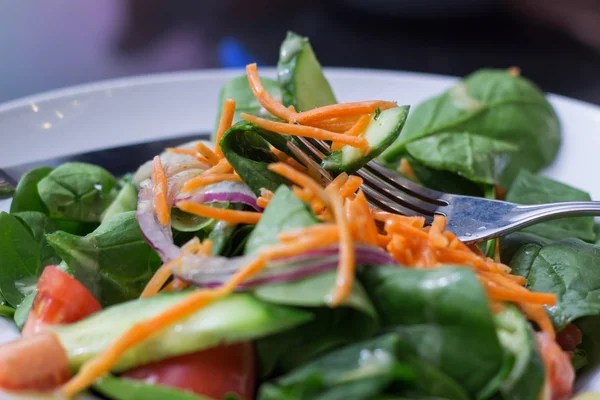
[1,0,599,104]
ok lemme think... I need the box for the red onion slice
[174,181,261,211]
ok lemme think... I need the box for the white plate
[1,67,600,201]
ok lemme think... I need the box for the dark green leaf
[46,211,161,306]
[404,155,484,196]
[14,211,61,267]
[576,317,600,371]
[213,75,281,142]
[259,333,469,400]
[0,212,41,307]
[37,162,117,222]
[14,291,35,329]
[220,122,288,195]
[360,266,504,395]
[499,232,549,266]
[382,69,560,186]
[506,170,595,241]
[245,185,318,254]
[10,167,53,213]
[511,238,600,330]
[277,31,337,112]
[94,375,212,400]
[406,133,517,185]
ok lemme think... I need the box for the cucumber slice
[277,31,336,111]
[213,75,281,142]
[488,305,545,400]
[54,292,311,372]
[322,106,409,175]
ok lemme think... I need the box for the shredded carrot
[152,156,170,226]
[521,303,555,338]
[269,163,331,206]
[257,188,274,209]
[177,201,262,225]
[332,115,371,151]
[346,191,378,246]
[140,238,201,298]
[246,63,296,121]
[312,116,361,133]
[271,146,306,171]
[161,278,188,293]
[166,148,210,163]
[327,173,349,192]
[181,173,242,188]
[279,224,339,243]
[242,113,369,152]
[398,159,418,181]
[339,176,363,201]
[195,142,221,165]
[215,98,236,157]
[479,278,556,305]
[327,188,355,306]
[293,101,396,124]
[182,159,234,192]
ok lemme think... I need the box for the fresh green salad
[0,32,597,400]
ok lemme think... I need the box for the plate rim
[1,67,598,115]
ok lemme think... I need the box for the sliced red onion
[136,180,181,262]
[172,244,396,289]
[173,180,261,211]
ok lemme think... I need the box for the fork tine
[297,137,443,214]
[356,169,439,215]
[361,185,434,222]
[363,161,447,205]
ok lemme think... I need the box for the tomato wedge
[537,332,575,400]
[0,332,70,391]
[123,342,256,400]
[22,266,101,337]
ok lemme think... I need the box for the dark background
[1,0,599,104]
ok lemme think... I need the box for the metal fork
[287,136,600,244]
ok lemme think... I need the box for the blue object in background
[218,37,261,68]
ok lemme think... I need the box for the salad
[0,31,596,400]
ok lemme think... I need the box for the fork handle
[516,201,600,222]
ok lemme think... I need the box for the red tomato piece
[22,265,101,337]
[537,332,575,400]
[123,342,256,400]
[0,332,70,391]
[556,323,582,352]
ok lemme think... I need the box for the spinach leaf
[101,183,137,223]
[94,375,212,400]
[381,69,560,186]
[511,238,600,330]
[0,212,42,307]
[259,333,468,400]
[360,266,504,396]
[406,133,517,185]
[10,166,53,213]
[506,170,595,241]
[14,211,61,267]
[38,162,117,222]
[213,75,281,142]
[13,291,35,329]
[209,220,239,256]
[221,122,288,195]
[576,317,600,371]
[245,185,318,254]
[499,232,549,266]
[46,211,161,306]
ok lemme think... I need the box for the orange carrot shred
[246,63,296,121]
[242,113,369,152]
[181,173,242,189]
[339,176,363,201]
[182,159,234,192]
[177,201,262,225]
[398,159,418,181]
[215,98,236,157]
[166,148,210,163]
[152,156,170,226]
[195,142,221,165]
[294,101,396,124]
[332,115,371,151]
